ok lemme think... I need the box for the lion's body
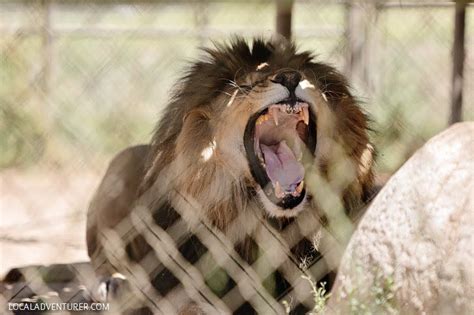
[86,38,376,314]
[86,145,150,276]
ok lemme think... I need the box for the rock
[326,122,474,314]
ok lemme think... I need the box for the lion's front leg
[86,145,150,302]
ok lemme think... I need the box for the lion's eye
[235,71,269,93]
[239,80,265,93]
[253,78,267,86]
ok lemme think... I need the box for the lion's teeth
[292,181,304,197]
[296,181,304,193]
[275,181,284,198]
[256,114,270,125]
[270,107,279,126]
[302,107,309,125]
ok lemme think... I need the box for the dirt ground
[0,168,102,277]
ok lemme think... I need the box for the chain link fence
[0,0,472,313]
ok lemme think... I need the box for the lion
[86,37,376,314]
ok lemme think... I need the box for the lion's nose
[272,70,302,94]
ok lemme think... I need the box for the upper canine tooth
[297,151,303,162]
[302,107,309,125]
[270,107,279,126]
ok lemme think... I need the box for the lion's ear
[176,108,213,156]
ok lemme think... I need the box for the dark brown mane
[139,37,371,202]
[150,38,312,157]
[86,36,376,313]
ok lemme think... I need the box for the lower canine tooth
[296,181,304,193]
[275,181,284,198]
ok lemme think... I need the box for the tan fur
[86,38,376,312]
[86,145,149,275]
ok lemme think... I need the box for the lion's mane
[87,37,376,314]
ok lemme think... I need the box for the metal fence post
[40,0,52,102]
[344,0,378,96]
[276,0,293,40]
[449,0,467,125]
[194,0,209,46]
[37,0,53,160]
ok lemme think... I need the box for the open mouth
[244,98,317,209]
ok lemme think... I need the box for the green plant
[302,276,331,314]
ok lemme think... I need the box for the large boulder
[327,122,474,314]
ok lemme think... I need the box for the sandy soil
[0,168,102,276]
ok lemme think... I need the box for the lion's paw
[93,272,128,302]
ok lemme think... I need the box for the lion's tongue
[260,141,304,192]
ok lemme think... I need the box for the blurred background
[0,0,472,274]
